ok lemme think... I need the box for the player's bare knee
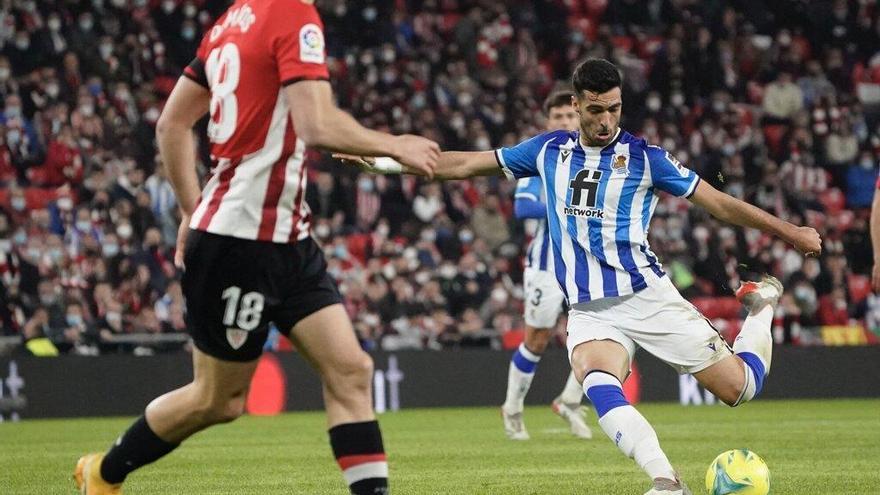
[719,389,741,407]
[219,395,247,422]
[325,351,373,396]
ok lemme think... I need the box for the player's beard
[584,125,615,146]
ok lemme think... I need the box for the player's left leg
[693,277,782,406]
[289,304,387,495]
[568,309,688,494]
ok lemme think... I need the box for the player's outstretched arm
[334,151,503,180]
[285,80,439,178]
[870,188,880,291]
[433,151,505,179]
[689,179,822,256]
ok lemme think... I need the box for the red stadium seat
[691,297,742,320]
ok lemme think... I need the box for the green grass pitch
[1,399,878,494]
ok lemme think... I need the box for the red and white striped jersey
[182,0,329,243]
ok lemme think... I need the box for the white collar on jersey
[578,127,621,151]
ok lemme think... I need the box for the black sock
[100,415,179,484]
[329,420,388,495]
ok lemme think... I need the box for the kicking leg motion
[569,276,782,494]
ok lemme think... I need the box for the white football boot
[644,475,691,495]
[551,397,593,439]
[501,408,530,440]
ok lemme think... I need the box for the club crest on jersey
[226,328,248,350]
[300,23,325,64]
[612,154,629,176]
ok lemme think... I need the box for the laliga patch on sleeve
[299,23,325,64]
[665,150,689,177]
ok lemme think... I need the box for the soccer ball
[705,449,770,495]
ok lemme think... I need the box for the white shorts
[566,275,732,374]
[523,267,566,328]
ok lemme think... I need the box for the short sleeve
[495,133,554,180]
[646,145,700,198]
[183,58,208,88]
[514,177,543,202]
[182,32,211,88]
[269,1,330,85]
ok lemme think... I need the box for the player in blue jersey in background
[503,90,592,441]
[343,58,822,494]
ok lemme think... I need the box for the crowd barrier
[1,346,878,420]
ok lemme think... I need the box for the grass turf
[1,399,878,494]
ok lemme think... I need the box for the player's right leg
[288,304,388,495]
[502,266,566,439]
[693,276,783,406]
[568,310,688,495]
[75,230,267,494]
[502,324,551,440]
[74,348,259,494]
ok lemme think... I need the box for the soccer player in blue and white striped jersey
[347,58,821,494]
[502,90,593,442]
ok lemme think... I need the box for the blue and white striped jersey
[495,129,700,303]
[514,177,553,272]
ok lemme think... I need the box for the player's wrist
[372,157,403,174]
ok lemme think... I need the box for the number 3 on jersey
[205,43,240,144]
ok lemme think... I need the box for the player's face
[545,104,579,132]
[573,87,622,147]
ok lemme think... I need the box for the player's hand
[390,134,440,178]
[174,214,190,270]
[872,264,880,293]
[333,153,376,169]
[790,226,822,257]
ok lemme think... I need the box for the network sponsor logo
[564,206,604,218]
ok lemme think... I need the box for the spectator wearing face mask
[48,301,98,355]
[4,29,44,76]
[97,300,126,352]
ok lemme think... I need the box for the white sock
[732,305,774,405]
[559,370,584,405]
[584,372,675,481]
[503,343,540,413]
[733,305,774,370]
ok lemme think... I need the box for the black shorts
[181,229,342,362]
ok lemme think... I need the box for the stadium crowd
[0,0,878,356]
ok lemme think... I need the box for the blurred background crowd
[0,0,878,356]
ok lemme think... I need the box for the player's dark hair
[543,90,575,115]
[571,58,621,95]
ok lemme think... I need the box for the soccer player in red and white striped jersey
[73,2,438,494]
